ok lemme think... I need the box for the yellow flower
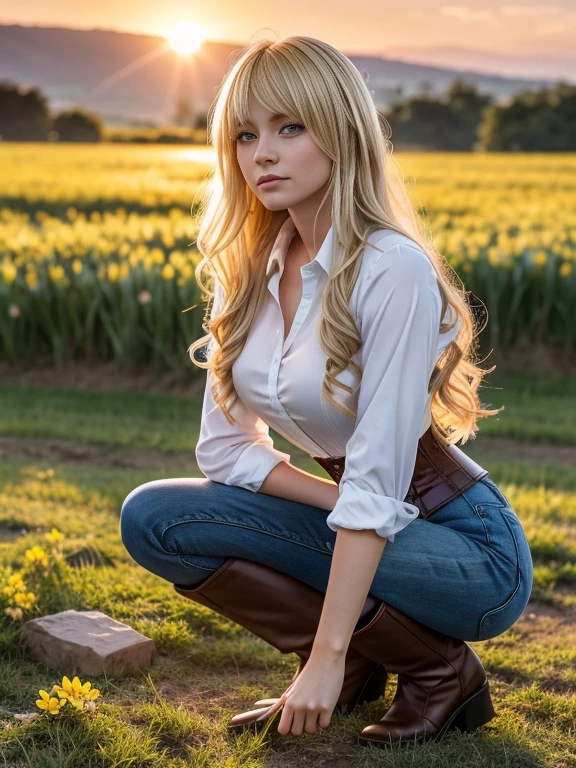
[44,527,64,543]
[59,674,81,695]
[25,270,39,290]
[150,247,164,264]
[36,689,67,715]
[35,468,54,480]
[162,263,175,280]
[533,250,548,267]
[107,262,120,283]
[8,572,27,590]
[48,264,66,283]
[83,682,100,700]
[14,591,36,608]
[1,262,17,284]
[24,545,49,568]
[52,675,100,709]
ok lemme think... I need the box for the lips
[258,176,287,185]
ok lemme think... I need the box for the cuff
[225,443,291,492]
[325,481,420,543]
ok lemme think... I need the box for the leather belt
[312,426,488,519]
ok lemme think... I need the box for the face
[235,95,333,215]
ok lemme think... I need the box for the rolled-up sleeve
[195,277,291,491]
[325,241,444,542]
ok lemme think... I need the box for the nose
[253,137,278,165]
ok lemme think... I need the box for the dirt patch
[1,341,576,398]
[0,360,207,397]
[519,599,576,625]
[1,434,575,473]
[0,435,196,471]
[471,436,576,464]
[485,343,576,378]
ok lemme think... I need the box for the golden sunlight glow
[167,21,206,55]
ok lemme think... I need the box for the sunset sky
[2,1,576,81]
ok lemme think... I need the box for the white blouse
[195,216,461,542]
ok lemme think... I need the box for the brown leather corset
[312,426,488,520]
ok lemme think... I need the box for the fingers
[305,709,321,734]
[286,706,306,736]
[277,703,324,736]
[254,694,286,722]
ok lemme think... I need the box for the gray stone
[20,610,156,676]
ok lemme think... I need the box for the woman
[119,35,533,748]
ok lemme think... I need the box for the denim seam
[473,509,490,545]
[472,501,506,546]
[162,518,331,556]
[478,507,522,639]
[177,558,221,571]
[481,477,512,508]
[457,486,486,516]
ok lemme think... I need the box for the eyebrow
[239,112,291,127]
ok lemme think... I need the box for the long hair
[187,35,501,446]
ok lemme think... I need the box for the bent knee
[119,480,166,554]
[119,477,207,555]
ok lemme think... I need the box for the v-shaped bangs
[225,50,306,140]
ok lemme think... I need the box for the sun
[167,21,206,55]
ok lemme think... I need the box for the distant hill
[0,24,559,126]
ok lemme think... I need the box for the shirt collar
[265,217,334,277]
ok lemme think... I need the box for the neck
[286,211,332,264]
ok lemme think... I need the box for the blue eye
[281,123,304,135]
[235,123,304,142]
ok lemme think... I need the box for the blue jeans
[119,474,533,642]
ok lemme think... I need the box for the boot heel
[449,680,496,734]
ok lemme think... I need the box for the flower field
[1,145,575,367]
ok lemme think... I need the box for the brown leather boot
[349,601,496,747]
[173,557,388,734]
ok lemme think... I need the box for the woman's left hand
[257,649,346,736]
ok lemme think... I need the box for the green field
[1,369,575,767]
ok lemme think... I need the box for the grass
[2,370,576,450]
[0,369,575,766]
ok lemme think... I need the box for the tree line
[0,77,574,151]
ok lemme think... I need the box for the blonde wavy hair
[187,35,502,446]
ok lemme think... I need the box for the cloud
[440,6,500,25]
[440,4,570,27]
[500,5,566,17]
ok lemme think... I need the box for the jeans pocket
[477,506,532,640]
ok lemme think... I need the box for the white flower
[137,290,152,305]
[8,304,21,318]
